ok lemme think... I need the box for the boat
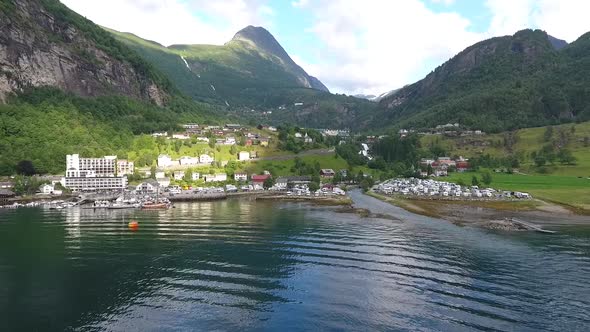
[107,203,138,210]
[141,202,169,209]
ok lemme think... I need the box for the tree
[16,160,36,176]
[183,169,193,182]
[263,177,274,189]
[584,136,589,147]
[230,144,237,155]
[481,172,493,186]
[150,165,156,179]
[543,126,554,142]
[309,181,320,192]
[557,149,577,165]
[534,155,546,167]
[471,175,480,187]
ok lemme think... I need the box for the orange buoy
[128,220,139,230]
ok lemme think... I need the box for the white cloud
[61,0,590,95]
[61,0,272,46]
[430,0,456,6]
[294,0,482,95]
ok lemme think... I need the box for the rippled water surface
[1,194,590,331]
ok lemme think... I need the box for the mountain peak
[231,25,290,59]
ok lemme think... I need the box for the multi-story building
[63,154,127,191]
[117,160,134,176]
[66,154,116,177]
[63,176,127,191]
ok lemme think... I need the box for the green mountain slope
[110,26,328,107]
[109,27,378,129]
[377,29,590,133]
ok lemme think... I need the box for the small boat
[107,203,138,210]
[141,202,169,209]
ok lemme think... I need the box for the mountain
[230,26,329,92]
[109,26,379,129]
[548,35,568,50]
[377,29,590,133]
[0,0,174,105]
[110,25,329,108]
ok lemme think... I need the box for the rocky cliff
[0,0,168,104]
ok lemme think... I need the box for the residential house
[136,179,159,194]
[179,156,199,166]
[294,132,303,138]
[234,173,248,182]
[259,137,270,147]
[238,151,250,161]
[117,160,134,176]
[245,139,253,146]
[320,169,336,178]
[225,137,236,145]
[173,171,185,181]
[456,161,470,172]
[204,174,227,182]
[303,133,313,144]
[197,137,209,143]
[0,181,14,189]
[151,132,167,137]
[251,174,270,186]
[275,177,289,190]
[39,183,55,194]
[155,169,166,179]
[157,177,171,188]
[157,154,174,168]
[192,173,200,181]
[250,151,258,159]
[172,133,190,140]
[199,154,214,164]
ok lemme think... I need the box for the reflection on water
[1,197,590,331]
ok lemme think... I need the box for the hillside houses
[420,156,471,177]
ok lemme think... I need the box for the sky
[62,0,590,96]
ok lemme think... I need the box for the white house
[238,151,250,161]
[295,132,303,138]
[225,137,237,145]
[157,155,173,168]
[179,156,199,166]
[152,132,167,137]
[39,183,54,194]
[204,174,227,182]
[234,173,248,182]
[199,154,214,164]
[136,180,158,194]
[192,173,200,181]
[197,137,209,143]
[155,169,166,179]
[303,133,313,144]
[172,133,190,140]
[157,177,171,188]
[173,171,185,181]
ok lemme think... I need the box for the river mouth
[1,197,589,331]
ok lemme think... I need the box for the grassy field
[421,121,590,177]
[446,171,590,211]
[246,153,349,176]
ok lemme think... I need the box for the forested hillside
[0,88,219,175]
[377,29,590,133]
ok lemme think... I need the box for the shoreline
[366,190,590,227]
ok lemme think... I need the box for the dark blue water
[1,194,589,331]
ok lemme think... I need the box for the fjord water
[1,195,589,331]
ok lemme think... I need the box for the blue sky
[63,0,590,95]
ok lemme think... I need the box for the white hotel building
[63,154,127,191]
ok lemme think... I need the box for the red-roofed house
[251,174,271,185]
